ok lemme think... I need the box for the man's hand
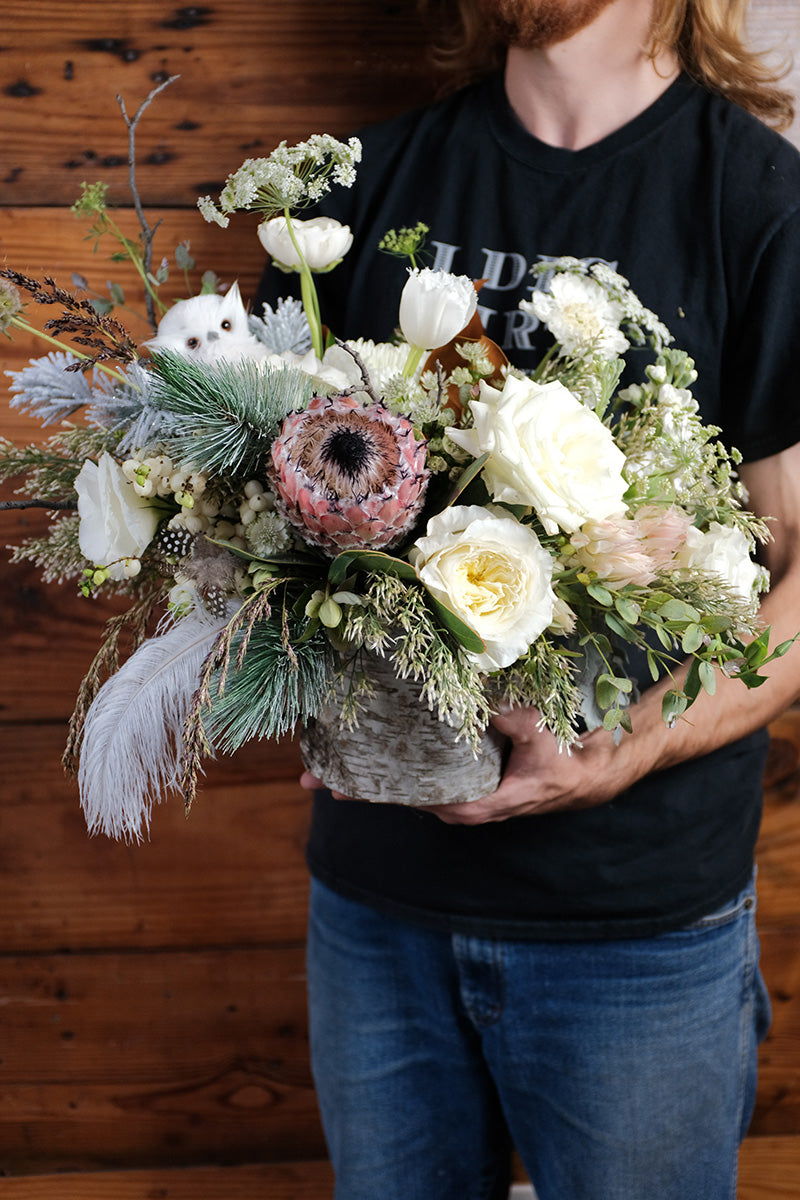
[430,705,634,825]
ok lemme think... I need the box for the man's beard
[476,0,620,49]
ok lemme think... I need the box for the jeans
[306,876,771,1200]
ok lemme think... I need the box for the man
[260,2,800,1195]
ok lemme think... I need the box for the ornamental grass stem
[9,315,128,383]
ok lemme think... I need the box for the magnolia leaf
[444,452,490,506]
[427,595,485,653]
[207,536,321,569]
[328,549,417,588]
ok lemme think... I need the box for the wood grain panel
[0,724,309,953]
[753,929,800,1136]
[0,1,435,208]
[0,1162,336,1198]
[0,206,268,384]
[0,947,324,1173]
[739,1136,800,1198]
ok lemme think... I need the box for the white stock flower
[677,522,764,606]
[521,273,628,359]
[409,505,556,671]
[257,215,353,272]
[447,375,628,535]
[399,268,478,350]
[75,453,161,579]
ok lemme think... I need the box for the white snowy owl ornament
[144,281,269,364]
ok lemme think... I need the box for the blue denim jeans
[306,875,770,1200]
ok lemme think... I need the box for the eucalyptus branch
[117,75,180,332]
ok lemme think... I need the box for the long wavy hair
[418,0,795,129]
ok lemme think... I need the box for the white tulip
[75,453,161,580]
[399,268,478,351]
[257,215,353,272]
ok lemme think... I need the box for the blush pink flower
[570,506,692,587]
[269,393,429,556]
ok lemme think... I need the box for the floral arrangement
[1,129,791,839]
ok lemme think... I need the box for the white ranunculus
[521,273,628,360]
[399,267,478,351]
[677,522,764,606]
[446,375,628,535]
[257,215,353,272]
[409,505,556,671]
[75,453,161,579]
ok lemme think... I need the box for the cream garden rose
[75,452,161,580]
[409,505,556,671]
[447,375,628,535]
[257,215,353,272]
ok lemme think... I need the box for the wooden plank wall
[0,0,799,1184]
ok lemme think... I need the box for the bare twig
[334,337,381,404]
[0,499,77,510]
[117,76,180,332]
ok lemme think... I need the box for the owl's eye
[221,319,232,331]
[186,337,200,349]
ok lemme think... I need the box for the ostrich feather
[78,609,228,841]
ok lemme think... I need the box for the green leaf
[603,708,623,731]
[328,549,417,588]
[587,582,614,606]
[658,598,701,623]
[662,689,688,725]
[744,629,771,667]
[699,660,716,695]
[683,657,702,702]
[108,281,126,306]
[428,595,485,653]
[615,596,641,625]
[681,623,705,655]
[175,242,195,270]
[207,536,322,568]
[604,611,635,640]
[646,648,660,682]
[655,623,675,650]
[444,452,490,506]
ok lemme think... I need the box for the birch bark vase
[299,652,509,805]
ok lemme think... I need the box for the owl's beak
[206,330,220,341]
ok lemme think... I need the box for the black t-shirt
[256,73,800,938]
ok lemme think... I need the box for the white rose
[677,522,764,606]
[75,453,161,579]
[409,505,556,671]
[399,267,478,351]
[257,215,353,272]
[522,273,628,360]
[447,375,628,535]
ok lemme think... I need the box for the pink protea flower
[268,393,429,555]
[570,505,693,587]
